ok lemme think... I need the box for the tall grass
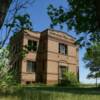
[0,86,100,100]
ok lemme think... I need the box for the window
[59,43,67,55]
[28,40,37,51]
[27,61,36,73]
[59,66,68,80]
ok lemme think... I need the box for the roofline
[23,30,40,34]
[23,29,76,40]
[42,28,76,40]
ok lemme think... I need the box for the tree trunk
[96,77,97,87]
[94,0,100,28]
[0,0,12,28]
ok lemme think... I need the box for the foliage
[47,0,100,47]
[59,71,78,86]
[5,14,33,33]
[0,72,17,88]
[0,47,17,87]
[0,12,33,84]
[0,0,34,47]
[0,48,10,77]
[84,43,100,78]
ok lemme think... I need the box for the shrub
[58,71,79,87]
[0,47,18,88]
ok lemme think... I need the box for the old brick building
[10,29,79,84]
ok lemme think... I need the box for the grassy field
[0,85,100,100]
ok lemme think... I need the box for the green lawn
[0,86,100,100]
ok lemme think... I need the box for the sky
[2,0,100,84]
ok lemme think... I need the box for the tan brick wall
[46,29,78,84]
[20,30,40,84]
[48,39,58,53]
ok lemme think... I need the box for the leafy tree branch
[47,0,100,47]
[0,0,34,48]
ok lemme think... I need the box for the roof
[42,28,76,40]
[27,28,76,40]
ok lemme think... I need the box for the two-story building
[10,29,79,84]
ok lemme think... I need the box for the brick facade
[10,29,79,84]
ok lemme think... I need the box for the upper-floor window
[59,43,68,55]
[28,40,37,51]
[27,61,36,73]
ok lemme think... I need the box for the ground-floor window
[27,61,36,73]
[58,66,68,82]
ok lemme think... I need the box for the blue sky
[2,0,100,84]
[26,0,100,84]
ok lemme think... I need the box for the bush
[0,72,17,89]
[58,71,79,87]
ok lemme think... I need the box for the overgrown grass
[0,85,100,100]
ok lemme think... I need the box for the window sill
[24,72,35,74]
[59,53,68,56]
[28,51,37,53]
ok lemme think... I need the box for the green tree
[84,43,100,86]
[0,47,13,87]
[0,8,33,86]
[0,0,34,48]
[0,0,34,87]
[47,0,100,47]
[0,47,10,77]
